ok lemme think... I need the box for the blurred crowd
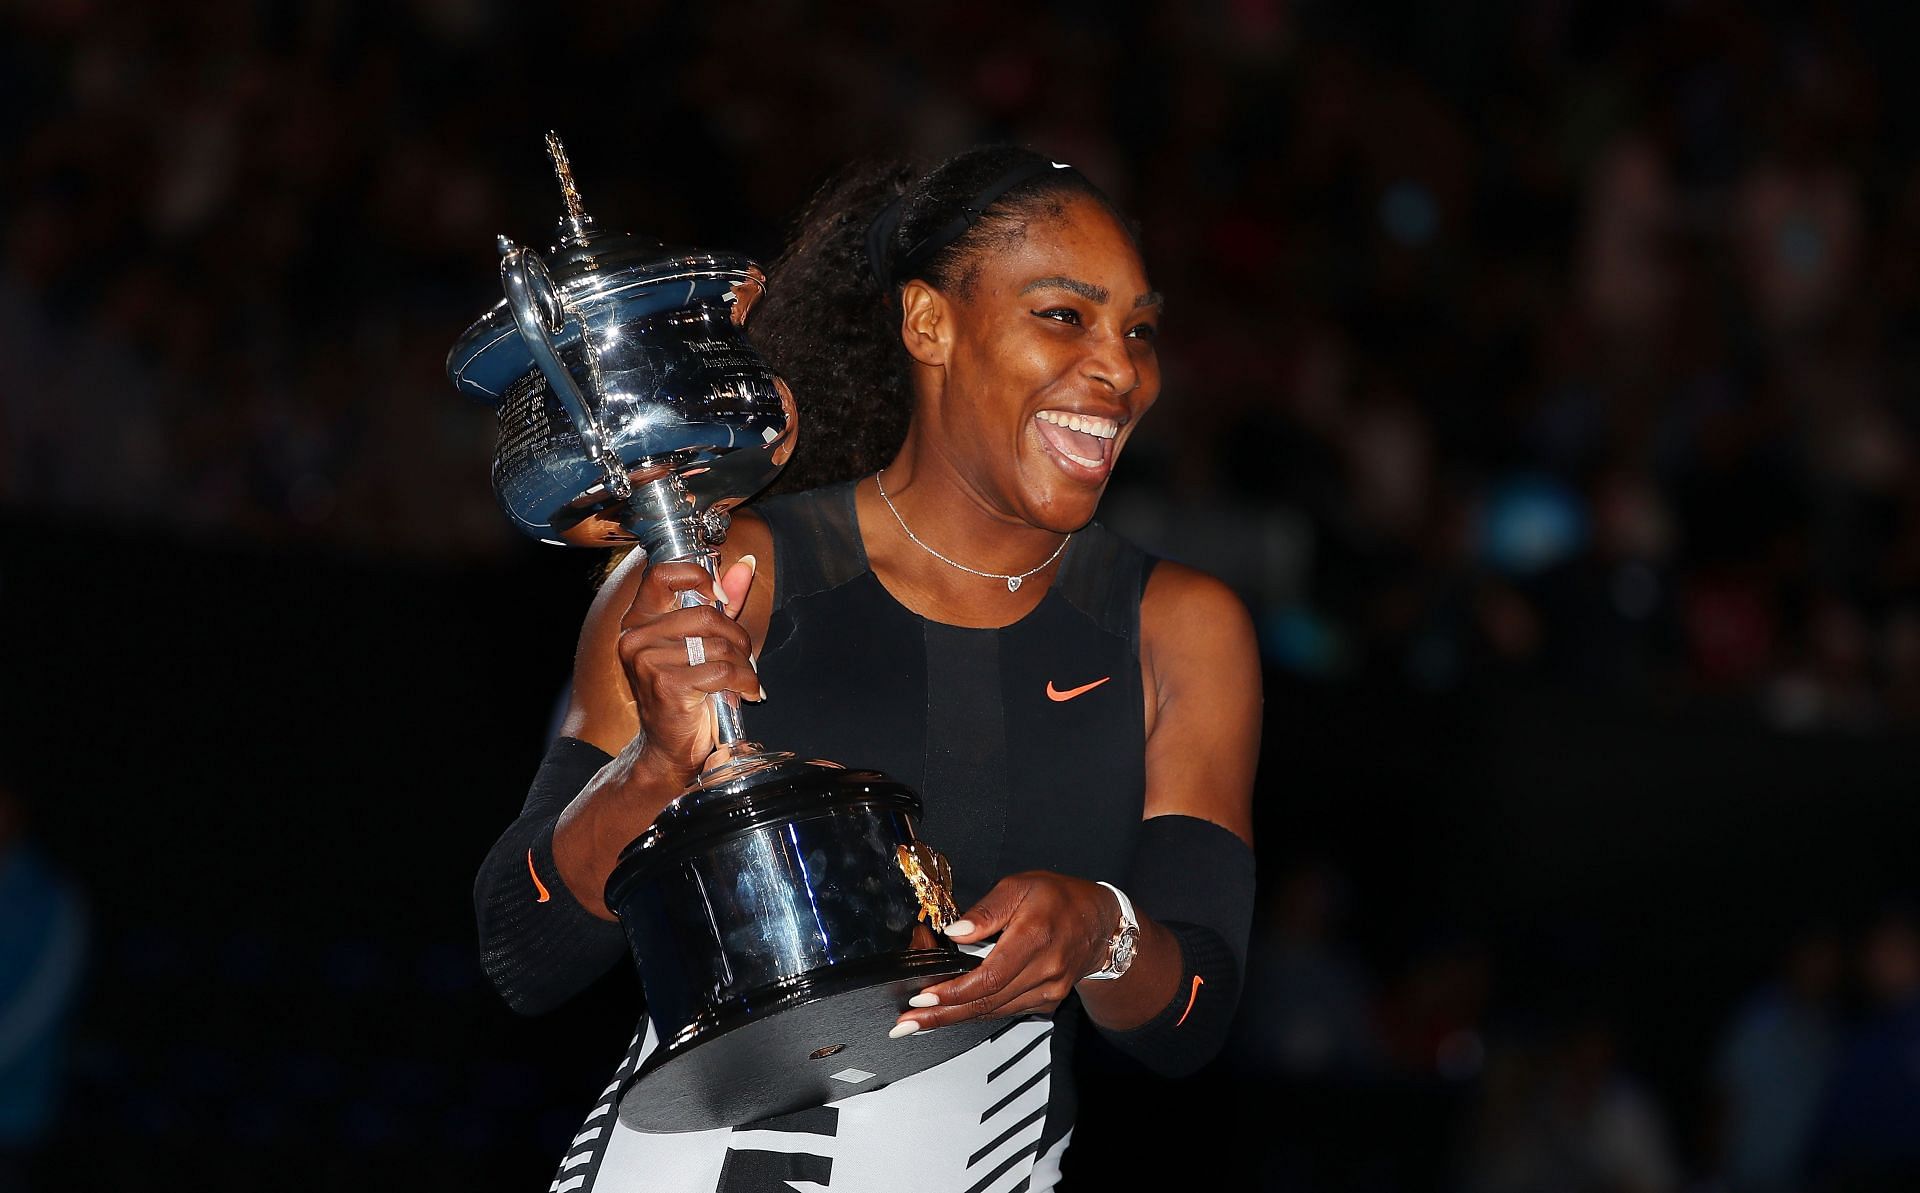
[7,2,1920,726]
[1180,3,1920,739]
[1227,860,1920,1193]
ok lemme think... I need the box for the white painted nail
[889,1020,921,1039]
[944,920,976,937]
[739,553,757,576]
[907,992,940,1009]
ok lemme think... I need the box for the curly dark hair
[747,144,1133,495]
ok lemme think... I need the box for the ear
[898,279,953,367]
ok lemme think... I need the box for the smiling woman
[472,145,1260,1192]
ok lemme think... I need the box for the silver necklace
[874,470,1070,592]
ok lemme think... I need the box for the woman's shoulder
[741,479,868,600]
[1141,557,1248,621]
[1141,558,1257,652]
[1136,557,1261,830]
[1138,556,1260,712]
[747,478,860,541]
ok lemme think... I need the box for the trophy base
[615,950,999,1133]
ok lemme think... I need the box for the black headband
[865,158,1081,288]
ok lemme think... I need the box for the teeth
[1036,410,1118,439]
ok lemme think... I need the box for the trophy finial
[545,131,595,247]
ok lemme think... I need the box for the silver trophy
[448,132,794,779]
[448,136,993,1131]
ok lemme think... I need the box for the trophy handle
[498,235,632,501]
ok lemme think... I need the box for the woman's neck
[854,440,1071,628]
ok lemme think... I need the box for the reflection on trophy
[447,135,995,1131]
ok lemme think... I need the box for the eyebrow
[1021,275,1166,312]
[1021,275,1107,303]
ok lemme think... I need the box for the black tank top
[749,479,1157,1154]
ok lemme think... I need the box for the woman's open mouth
[1034,409,1121,477]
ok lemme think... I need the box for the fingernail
[889,1020,921,1039]
[739,554,757,576]
[907,992,940,1009]
[944,920,975,937]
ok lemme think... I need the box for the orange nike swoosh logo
[1175,975,1205,1027]
[1046,676,1111,702]
[526,848,551,903]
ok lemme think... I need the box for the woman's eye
[1127,322,1159,342]
[1033,307,1081,325]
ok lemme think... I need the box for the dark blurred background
[5,1,1920,1190]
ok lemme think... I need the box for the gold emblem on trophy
[895,844,958,932]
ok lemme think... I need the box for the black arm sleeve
[474,735,629,1014]
[1092,814,1255,1077]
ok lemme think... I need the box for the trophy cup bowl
[448,135,995,1132]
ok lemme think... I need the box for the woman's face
[922,194,1162,532]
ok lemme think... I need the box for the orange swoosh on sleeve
[1046,676,1111,702]
[1175,975,1205,1027]
[526,848,551,903]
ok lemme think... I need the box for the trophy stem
[624,475,752,752]
[681,557,751,750]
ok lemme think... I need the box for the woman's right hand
[616,555,764,783]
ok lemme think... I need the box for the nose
[1083,326,1140,397]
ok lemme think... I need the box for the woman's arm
[472,516,773,1012]
[550,515,773,919]
[894,562,1261,1074]
[472,735,626,1015]
[1083,561,1259,1041]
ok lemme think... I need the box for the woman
[475,145,1261,1191]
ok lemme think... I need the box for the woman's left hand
[892,871,1118,1034]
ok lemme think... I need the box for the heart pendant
[1007,576,1022,592]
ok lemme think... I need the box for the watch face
[1112,930,1138,972]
